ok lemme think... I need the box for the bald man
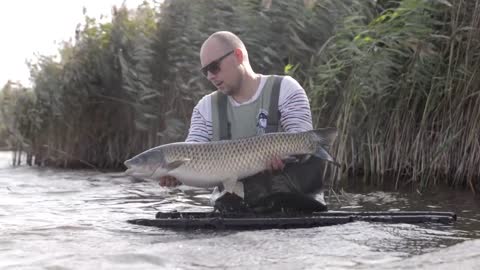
[159,31,329,213]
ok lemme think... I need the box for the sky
[0,0,147,88]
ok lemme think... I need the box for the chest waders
[211,76,328,213]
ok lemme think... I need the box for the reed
[308,0,480,192]
[1,0,478,192]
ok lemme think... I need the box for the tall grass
[1,0,478,192]
[309,0,480,191]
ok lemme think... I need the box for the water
[1,151,479,270]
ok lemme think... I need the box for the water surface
[1,151,479,269]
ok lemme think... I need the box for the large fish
[124,128,338,196]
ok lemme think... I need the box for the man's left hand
[267,156,285,172]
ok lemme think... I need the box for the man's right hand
[267,156,285,172]
[159,175,181,187]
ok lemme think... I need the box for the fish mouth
[123,161,165,180]
[124,165,151,178]
[124,160,137,176]
[124,159,133,169]
[124,167,145,177]
[125,168,134,175]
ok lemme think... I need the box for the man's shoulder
[272,75,305,101]
[264,75,302,90]
[279,75,302,88]
[267,74,297,81]
[193,91,219,119]
[195,91,217,107]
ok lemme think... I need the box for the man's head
[200,31,251,95]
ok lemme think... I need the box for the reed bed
[0,0,478,191]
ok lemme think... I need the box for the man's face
[200,40,240,95]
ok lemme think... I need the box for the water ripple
[0,151,479,269]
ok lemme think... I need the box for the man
[159,31,329,213]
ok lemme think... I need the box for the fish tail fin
[310,128,340,166]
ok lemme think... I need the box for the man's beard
[220,86,234,96]
[220,78,241,96]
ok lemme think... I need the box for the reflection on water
[0,151,479,269]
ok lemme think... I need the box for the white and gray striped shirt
[186,75,313,142]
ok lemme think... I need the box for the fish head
[124,147,169,179]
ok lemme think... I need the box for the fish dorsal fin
[166,159,190,171]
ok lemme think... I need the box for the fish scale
[124,128,338,194]
[164,133,313,176]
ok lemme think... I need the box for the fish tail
[310,128,340,166]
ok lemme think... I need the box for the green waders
[210,76,329,214]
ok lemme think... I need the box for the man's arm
[185,107,213,143]
[278,76,313,132]
[266,76,313,172]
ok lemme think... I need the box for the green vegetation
[0,82,33,151]
[313,0,480,191]
[1,0,478,192]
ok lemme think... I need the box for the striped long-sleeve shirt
[186,75,313,143]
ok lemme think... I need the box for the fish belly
[167,166,226,188]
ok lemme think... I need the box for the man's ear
[233,48,244,63]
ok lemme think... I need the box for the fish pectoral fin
[165,159,190,171]
[233,181,244,199]
[222,177,244,198]
[223,178,237,193]
[282,155,300,164]
[299,154,311,163]
[282,155,311,164]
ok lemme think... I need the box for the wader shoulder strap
[217,92,231,140]
[265,75,284,133]
[216,75,284,139]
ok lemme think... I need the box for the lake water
[1,151,479,269]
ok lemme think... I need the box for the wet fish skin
[124,128,337,194]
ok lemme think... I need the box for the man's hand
[267,156,285,172]
[158,175,181,187]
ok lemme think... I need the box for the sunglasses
[200,50,234,77]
